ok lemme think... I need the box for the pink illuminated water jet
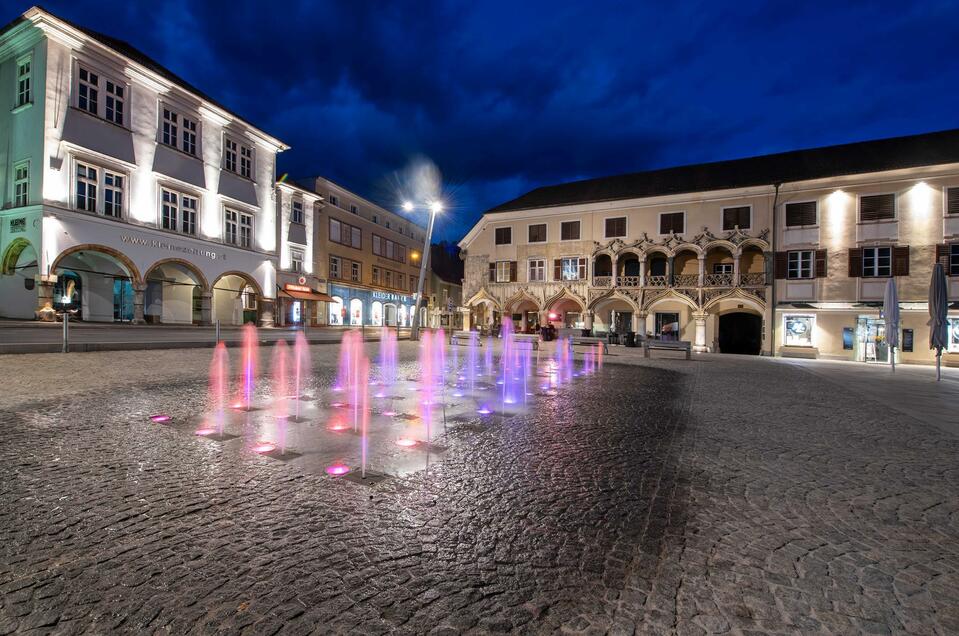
[150,414,171,423]
[195,428,216,436]
[395,438,417,447]
[326,463,350,476]
[252,441,276,454]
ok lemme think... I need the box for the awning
[279,288,335,302]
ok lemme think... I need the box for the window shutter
[509,261,517,282]
[578,257,588,279]
[815,250,827,278]
[936,244,950,272]
[554,259,561,281]
[847,248,862,278]
[860,194,896,222]
[948,188,959,216]
[774,251,788,280]
[489,262,495,282]
[893,246,910,276]
[785,202,817,227]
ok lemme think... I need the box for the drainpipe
[768,183,781,356]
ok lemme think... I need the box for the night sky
[25,1,959,241]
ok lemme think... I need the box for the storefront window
[949,318,959,353]
[371,301,383,326]
[349,298,363,326]
[398,305,408,327]
[329,296,344,325]
[783,315,814,347]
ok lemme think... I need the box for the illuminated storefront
[327,284,415,327]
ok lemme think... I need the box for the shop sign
[902,328,914,352]
[9,217,26,234]
[120,234,225,261]
[285,283,312,293]
[371,290,410,303]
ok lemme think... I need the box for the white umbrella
[929,262,948,381]
[883,278,900,373]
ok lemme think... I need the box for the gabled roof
[4,6,287,150]
[487,128,959,213]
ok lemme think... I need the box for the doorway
[718,312,761,354]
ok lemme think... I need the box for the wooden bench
[451,331,480,346]
[513,333,540,350]
[643,339,692,360]
[570,336,608,354]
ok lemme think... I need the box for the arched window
[398,304,408,327]
[329,296,344,325]
[371,301,383,326]
[349,298,363,326]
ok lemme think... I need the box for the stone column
[34,275,57,322]
[639,259,646,287]
[667,256,674,286]
[633,311,647,335]
[200,291,213,326]
[698,255,705,287]
[693,311,709,353]
[258,298,275,328]
[132,283,146,324]
[733,254,741,286]
[612,256,618,286]
[585,311,594,331]
[460,307,472,331]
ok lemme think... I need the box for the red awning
[279,288,335,302]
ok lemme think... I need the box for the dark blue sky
[28,0,959,241]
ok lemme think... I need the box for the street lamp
[406,199,442,341]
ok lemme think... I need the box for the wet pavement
[1,345,958,634]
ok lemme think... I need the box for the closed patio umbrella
[883,278,900,372]
[929,262,948,381]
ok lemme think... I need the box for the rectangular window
[398,274,405,289]
[951,244,959,276]
[77,67,99,115]
[330,256,341,279]
[181,195,197,235]
[722,206,751,230]
[224,208,238,245]
[181,115,197,155]
[410,276,417,293]
[103,171,123,219]
[713,263,733,274]
[947,188,959,216]
[787,250,814,279]
[397,244,406,263]
[605,216,627,238]
[862,246,892,277]
[560,257,586,280]
[385,270,393,287]
[949,318,959,353]
[105,80,124,125]
[291,199,304,224]
[162,109,178,147]
[76,163,97,212]
[528,258,545,282]
[561,220,580,241]
[224,209,253,247]
[239,211,253,247]
[330,218,361,249]
[784,315,814,347]
[351,226,361,249]
[329,194,338,207]
[495,227,512,245]
[240,144,253,178]
[372,267,380,285]
[495,261,511,283]
[860,194,896,222]
[350,204,358,214]
[372,235,382,256]
[224,139,237,173]
[13,162,28,207]
[162,189,178,230]
[290,249,304,273]
[528,223,547,243]
[16,56,30,107]
[372,214,378,224]
[785,201,817,227]
[351,261,360,282]
[329,218,341,243]
[659,212,685,235]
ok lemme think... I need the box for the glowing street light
[404,199,442,341]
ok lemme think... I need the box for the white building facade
[0,7,288,326]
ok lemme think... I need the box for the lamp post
[407,200,441,341]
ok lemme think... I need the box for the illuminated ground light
[374,392,387,398]
[230,402,246,410]
[325,463,350,476]
[504,397,516,404]
[382,410,397,417]
[149,414,171,423]
[252,441,277,454]
[331,386,343,392]
[195,427,216,436]
[477,406,493,415]
[327,421,350,431]
[408,386,419,392]
[330,402,345,408]
[452,392,464,398]
[395,438,418,447]
[496,380,504,385]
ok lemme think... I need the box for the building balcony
[592,276,613,287]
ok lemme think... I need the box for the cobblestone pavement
[1,347,958,634]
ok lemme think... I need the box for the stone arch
[703,239,739,256]
[644,245,671,258]
[144,258,210,292]
[544,287,586,312]
[504,289,541,313]
[672,243,704,257]
[211,270,262,297]
[465,287,501,311]
[735,237,770,255]
[1,238,36,275]
[703,288,766,313]
[644,290,700,313]
[616,246,643,259]
[589,290,640,313]
[51,243,142,286]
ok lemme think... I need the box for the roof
[5,6,287,150]
[487,128,959,213]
